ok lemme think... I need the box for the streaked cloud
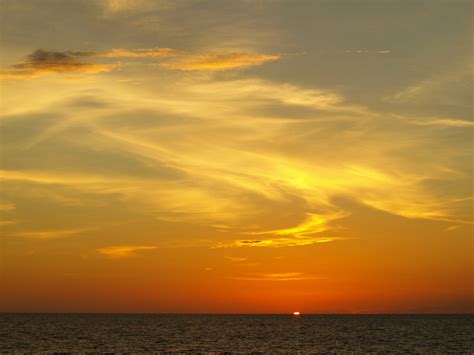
[234,272,321,281]
[218,212,348,248]
[248,212,346,238]
[8,228,89,239]
[1,70,470,244]
[94,48,175,58]
[97,245,157,257]
[0,48,280,79]
[0,202,16,229]
[160,52,280,71]
[222,236,342,248]
[225,256,248,262]
[0,202,15,212]
[385,65,472,110]
[0,220,16,227]
[345,49,391,54]
[0,50,118,79]
[413,118,474,127]
[100,0,173,15]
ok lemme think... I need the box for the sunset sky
[0,0,472,313]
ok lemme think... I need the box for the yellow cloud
[235,272,321,281]
[100,0,172,15]
[219,212,347,248]
[225,236,342,248]
[1,73,470,251]
[414,118,474,127]
[0,202,15,212]
[95,48,174,58]
[9,228,89,239]
[0,220,15,227]
[0,48,280,79]
[160,52,280,71]
[97,245,157,257]
[249,212,347,238]
[225,256,248,262]
[0,71,43,79]
[181,78,349,111]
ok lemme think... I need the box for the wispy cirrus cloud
[0,49,118,79]
[247,212,347,239]
[225,256,248,262]
[0,48,281,79]
[220,236,343,248]
[0,220,16,227]
[1,69,471,253]
[0,202,15,212]
[0,202,16,229]
[385,65,472,110]
[160,52,280,71]
[7,227,90,239]
[345,49,391,54]
[93,48,175,58]
[2,72,470,241]
[413,118,474,127]
[97,245,157,257]
[216,212,348,248]
[234,272,321,281]
[100,0,174,16]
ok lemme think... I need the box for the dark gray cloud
[0,49,117,78]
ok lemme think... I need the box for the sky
[0,0,472,313]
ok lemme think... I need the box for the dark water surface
[1,313,473,353]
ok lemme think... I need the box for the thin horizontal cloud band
[0,48,281,78]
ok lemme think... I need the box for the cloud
[8,228,89,239]
[182,78,345,109]
[234,272,321,281]
[0,202,16,228]
[221,236,342,248]
[0,72,43,79]
[0,220,15,227]
[160,52,280,71]
[345,49,391,54]
[385,65,472,108]
[215,212,348,248]
[0,202,15,212]
[225,256,248,262]
[0,48,281,79]
[100,0,173,15]
[97,245,157,257]
[0,169,131,186]
[413,118,474,127]
[1,72,471,250]
[94,48,175,58]
[0,49,118,79]
[248,212,346,238]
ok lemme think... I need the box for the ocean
[1,314,473,353]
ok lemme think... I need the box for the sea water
[1,313,473,353]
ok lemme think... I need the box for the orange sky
[0,0,473,313]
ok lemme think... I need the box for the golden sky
[0,0,473,313]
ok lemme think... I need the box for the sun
[293,311,300,316]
